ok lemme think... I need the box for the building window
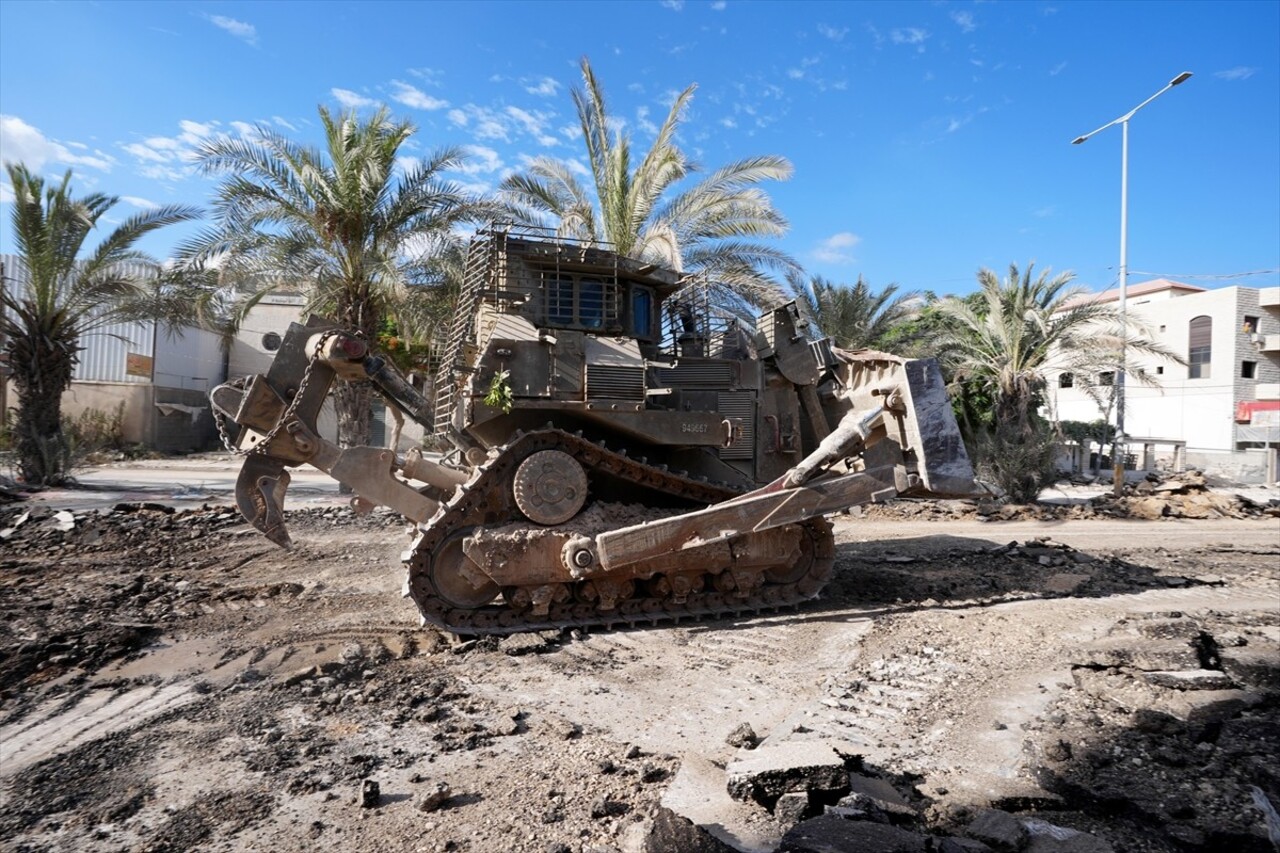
[1058,372,1074,388]
[1242,360,1258,379]
[1099,371,1115,386]
[1243,316,1260,334]
[1188,315,1212,379]
[1156,366,1164,375]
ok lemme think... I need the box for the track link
[403,428,835,635]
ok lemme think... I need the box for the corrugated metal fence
[1,254,155,384]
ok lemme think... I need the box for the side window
[1058,372,1074,389]
[631,287,653,338]
[1188,315,1212,379]
[547,275,574,324]
[579,278,604,328]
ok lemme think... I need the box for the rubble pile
[656,737,1124,852]
[654,609,1279,851]
[862,469,1280,523]
[1026,612,1280,852]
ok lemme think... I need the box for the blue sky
[1,0,1276,298]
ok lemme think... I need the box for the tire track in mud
[463,613,878,756]
[767,583,1280,768]
[0,683,201,777]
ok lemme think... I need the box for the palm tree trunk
[10,337,75,486]
[333,381,374,449]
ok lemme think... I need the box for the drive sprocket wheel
[513,449,588,525]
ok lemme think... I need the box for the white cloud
[817,23,848,41]
[950,11,976,33]
[636,105,658,135]
[390,80,449,110]
[1215,66,1256,81]
[407,67,445,86]
[813,232,861,264]
[944,106,988,134]
[660,0,684,9]
[719,117,737,129]
[1049,61,1067,76]
[273,116,298,131]
[1032,205,1056,219]
[787,68,804,80]
[331,88,377,109]
[523,77,561,97]
[121,195,158,209]
[565,158,590,177]
[447,109,468,127]
[178,119,216,144]
[711,0,726,9]
[452,179,493,197]
[1,115,115,172]
[506,106,559,146]
[116,118,235,181]
[207,14,257,46]
[890,27,929,51]
[456,145,503,175]
[122,142,170,163]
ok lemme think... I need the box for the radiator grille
[717,392,756,460]
[654,362,735,388]
[587,365,645,400]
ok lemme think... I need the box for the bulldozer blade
[235,455,293,549]
[898,359,982,498]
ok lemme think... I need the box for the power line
[1128,269,1279,281]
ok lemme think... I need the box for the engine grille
[717,392,756,460]
[654,362,735,388]
[587,365,645,400]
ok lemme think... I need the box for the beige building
[1048,279,1280,483]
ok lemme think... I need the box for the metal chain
[215,328,351,457]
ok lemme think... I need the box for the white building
[1049,279,1280,483]
[1,255,227,453]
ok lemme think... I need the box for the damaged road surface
[1,503,1278,852]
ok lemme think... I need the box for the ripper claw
[235,455,293,549]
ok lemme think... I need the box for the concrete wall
[53,382,222,452]
[59,381,151,443]
[1185,448,1276,485]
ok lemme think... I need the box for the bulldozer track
[404,428,836,635]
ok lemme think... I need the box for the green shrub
[64,402,127,461]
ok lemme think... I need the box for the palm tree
[1,163,199,485]
[500,57,797,307]
[183,106,483,448]
[790,273,920,350]
[935,263,1177,501]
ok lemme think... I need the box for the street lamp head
[1170,71,1193,86]
[1071,136,1088,145]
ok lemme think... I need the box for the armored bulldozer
[210,225,978,634]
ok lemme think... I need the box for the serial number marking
[681,423,709,433]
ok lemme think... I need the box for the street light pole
[1072,71,1192,496]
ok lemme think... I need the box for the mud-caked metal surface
[403,428,835,635]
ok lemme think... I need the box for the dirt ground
[1,491,1277,852]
